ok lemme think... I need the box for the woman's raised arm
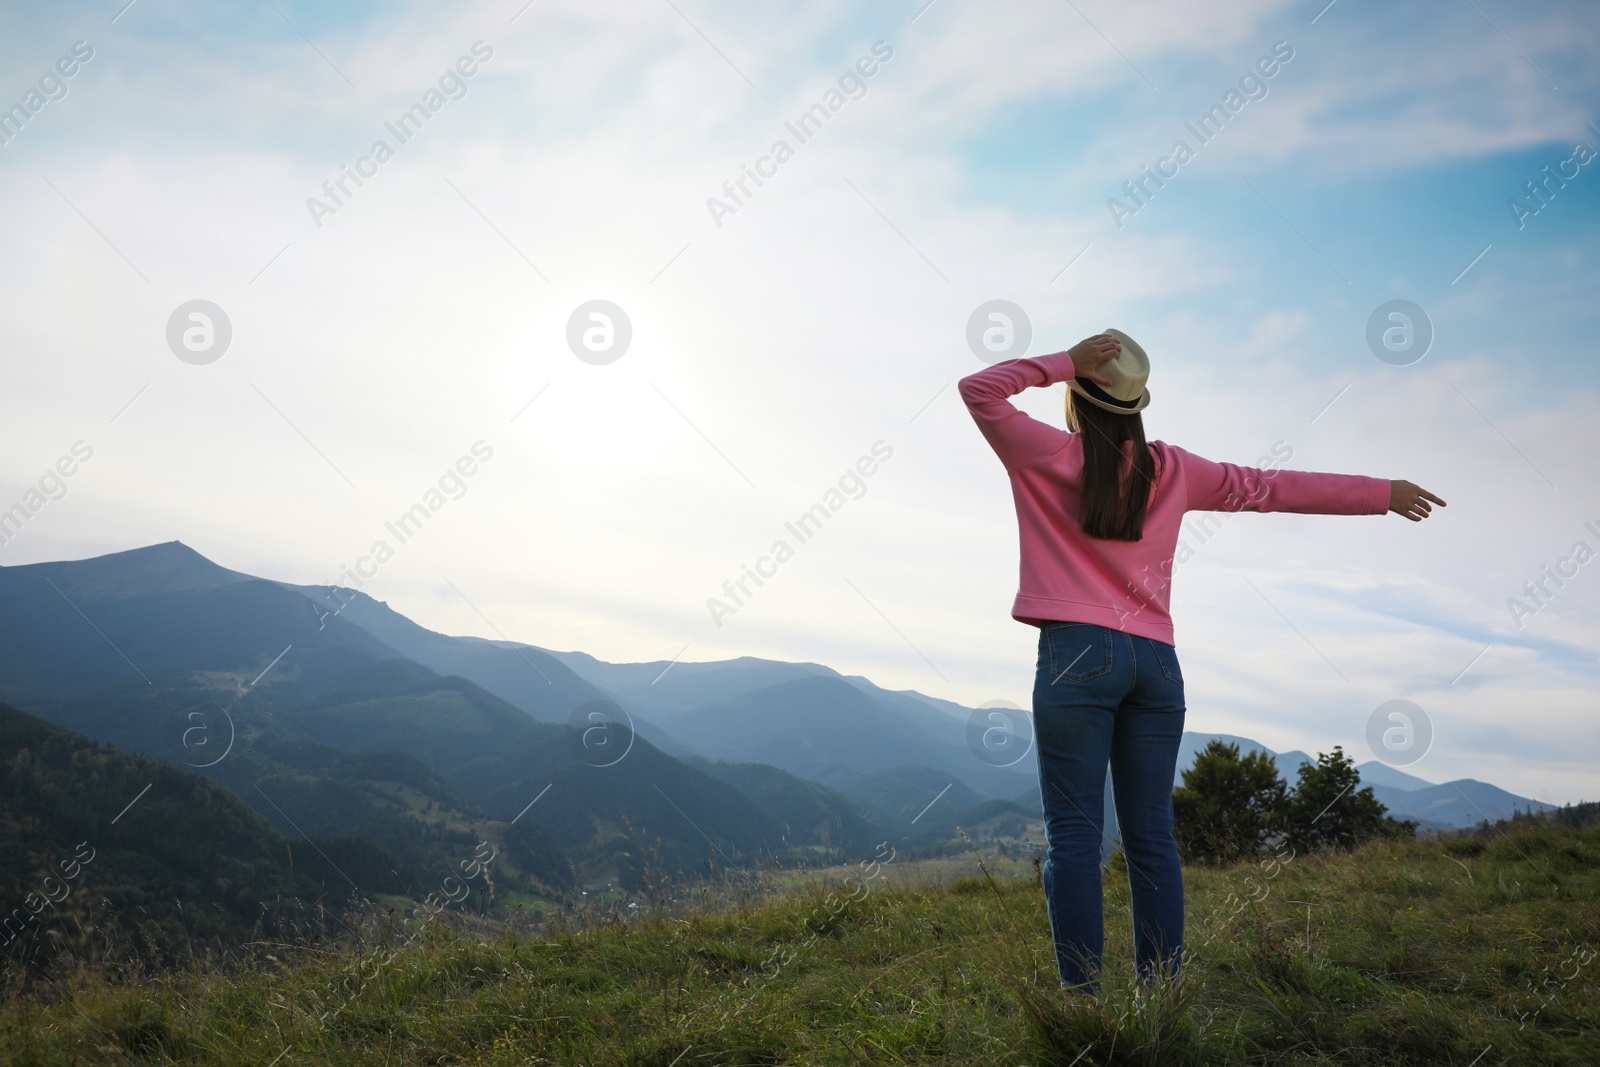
[957,335,1121,472]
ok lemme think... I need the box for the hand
[1389,480,1446,521]
[1066,333,1121,387]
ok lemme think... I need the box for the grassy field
[2,823,1597,1066]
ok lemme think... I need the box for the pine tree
[1282,746,1415,853]
[1171,740,1288,865]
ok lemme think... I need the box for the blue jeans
[1032,620,1186,992]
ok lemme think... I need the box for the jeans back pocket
[1044,621,1113,683]
[1147,639,1184,687]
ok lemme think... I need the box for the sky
[1,0,1597,804]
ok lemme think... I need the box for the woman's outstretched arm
[1176,446,1444,520]
[957,334,1120,471]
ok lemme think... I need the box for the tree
[1171,740,1288,865]
[1282,746,1415,853]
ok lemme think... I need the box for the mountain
[0,538,1566,915]
[646,676,972,780]
[685,758,891,856]
[0,703,392,966]
[550,651,832,719]
[5,538,256,599]
[552,652,1038,801]
[810,763,988,825]
[0,543,878,900]
[0,544,529,881]
[293,585,692,757]
[1364,779,1551,831]
[288,584,605,724]
[1172,733,1555,831]
[0,543,405,704]
[538,650,1564,836]
[856,682,979,725]
[1353,761,1438,791]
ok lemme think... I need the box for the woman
[957,330,1444,995]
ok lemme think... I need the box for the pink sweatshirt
[958,351,1391,645]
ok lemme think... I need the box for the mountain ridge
[3,542,1566,843]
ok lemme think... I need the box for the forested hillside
[0,704,375,966]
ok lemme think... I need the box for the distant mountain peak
[3,540,255,599]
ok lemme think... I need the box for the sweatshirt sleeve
[1175,445,1391,516]
[957,351,1079,471]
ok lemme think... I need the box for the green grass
[3,824,1597,1065]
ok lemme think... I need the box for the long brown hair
[1066,389,1155,540]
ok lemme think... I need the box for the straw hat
[1068,328,1151,414]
